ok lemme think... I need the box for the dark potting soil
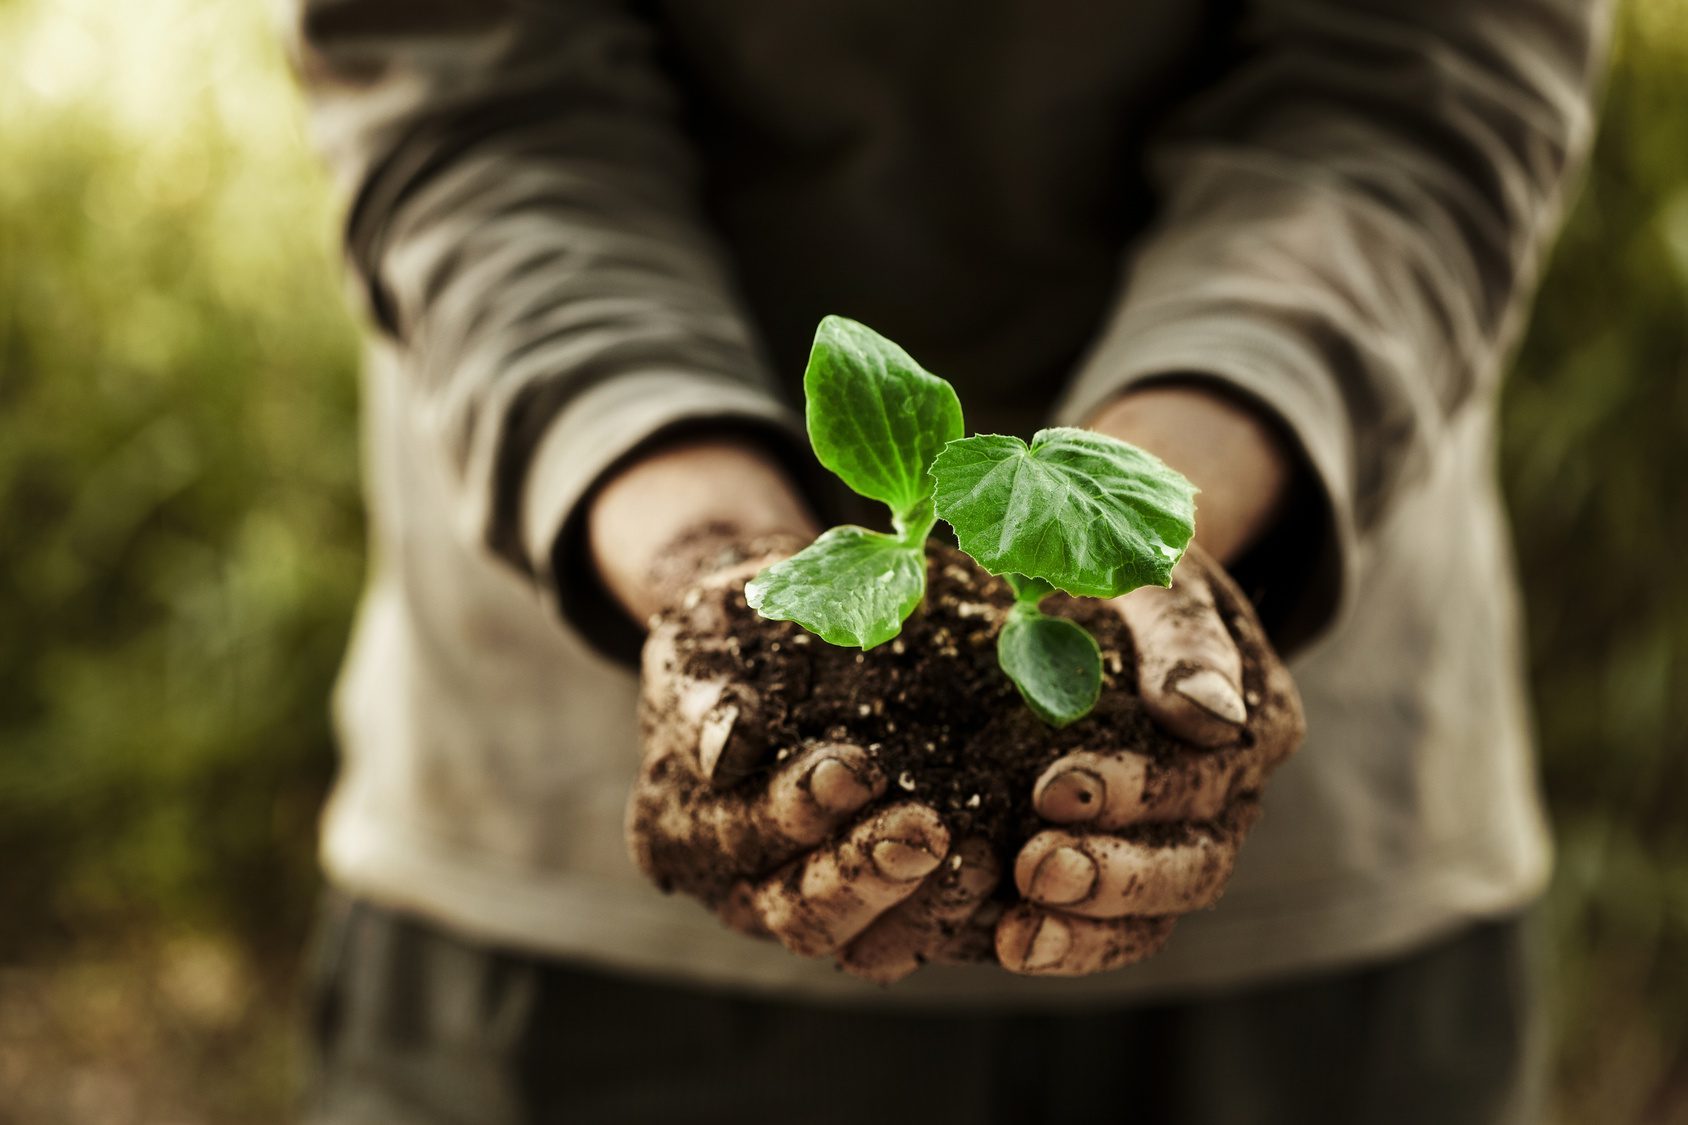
[674,544,1270,862]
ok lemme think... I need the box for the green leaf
[804,315,964,528]
[745,526,927,649]
[931,427,1197,599]
[997,606,1103,728]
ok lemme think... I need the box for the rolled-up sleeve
[284,0,803,637]
[1055,0,1612,646]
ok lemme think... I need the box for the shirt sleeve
[283,0,805,644]
[1053,0,1613,649]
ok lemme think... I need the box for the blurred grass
[0,0,1683,1121]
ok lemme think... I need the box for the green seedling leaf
[932,427,1196,599]
[997,605,1102,728]
[804,315,964,532]
[745,526,926,650]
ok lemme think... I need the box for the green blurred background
[0,0,1683,1120]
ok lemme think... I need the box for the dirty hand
[995,543,1305,975]
[630,551,1000,983]
[591,440,999,982]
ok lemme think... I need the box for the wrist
[588,437,820,623]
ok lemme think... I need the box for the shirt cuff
[1053,307,1361,655]
[520,370,811,665]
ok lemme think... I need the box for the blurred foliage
[0,0,1683,1121]
[1505,3,1688,1120]
[0,0,359,962]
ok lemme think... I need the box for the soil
[670,542,1272,864]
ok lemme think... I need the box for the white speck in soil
[965,793,981,808]
[854,653,864,664]
[1246,690,1262,707]
[868,743,883,753]
[683,589,703,610]
[857,703,872,717]
[897,770,917,792]
[891,639,906,656]
[948,854,964,871]
[775,747,790,761]
[923,742,936,753]
[792,634,811,646]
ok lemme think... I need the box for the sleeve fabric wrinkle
[286,0,803,619]
[1055,0,1611,645]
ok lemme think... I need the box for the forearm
[1086,384,1294,567]
[589,438,820,623]
[290,0,802,621]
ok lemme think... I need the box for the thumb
[1114,546,1247,748]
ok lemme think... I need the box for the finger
[929,900,1005,966]
[627,740,884,899]
[752,741,888,850]
[694,741,888,871]
[838,837,1000,983]
[752,802,950,957]
[1115,551,1247,748]
[692,680,778,788]
[1014,806,1258,918]
[995,904,1176,977]
[717,880,773,939]
[1033,745,1264,828]
[638,621,769,788]
[1250,631,1306,769]
[1195,559,1307,771]
[642,575,791,788]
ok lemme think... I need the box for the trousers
[302,895,1542,1125]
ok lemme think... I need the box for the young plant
[746,316,1196,727]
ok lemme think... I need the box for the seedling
[747,316,1196,727]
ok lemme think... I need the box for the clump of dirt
[673,544,1269,857]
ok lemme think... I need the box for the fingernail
[695,702,739,778]
[806,756,874,812]
[1036,768,1106,822]
[1029,846,1097,905]
[1173,669,1247,725]
[1023,916,1071,970]
[871,839,942,882]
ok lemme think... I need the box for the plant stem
[1005,573,1055,606]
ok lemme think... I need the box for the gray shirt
[288,0,1609,1002]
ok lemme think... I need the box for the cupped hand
[629,548,1001,984]
[996,543,1305,975]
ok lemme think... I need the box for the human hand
[628,547,1003,982]
[995,543,1305,975]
